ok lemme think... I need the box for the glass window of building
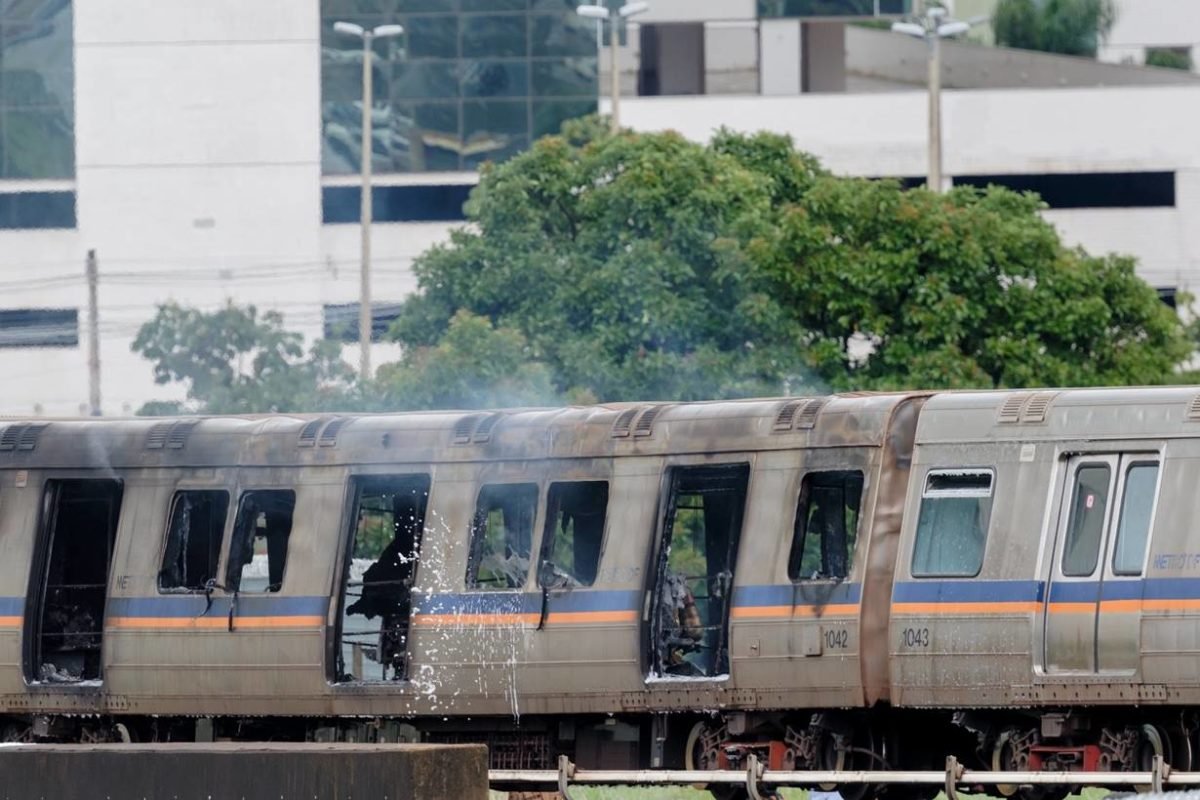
[0,0,75,179]
[321,0,598,175]
[758,0,910,16]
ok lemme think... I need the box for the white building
[1,0,1199,416]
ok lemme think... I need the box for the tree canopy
[132,122,1193,414]
[993,0,1117,57]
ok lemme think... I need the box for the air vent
[319,417,348,447]
[297,418,326,447]
[0,426,18,451]
[773,400,805,431]
[611,407,640,438]
[1188,394,1200,421]
[473,413,502,443]
[452,414,482,444]
[997,393,1030,424]
[633,405,667,437]
[17,423,47,451]
[146,421,173,449]
[1021,391,1057,424]
[794,397,828,430]
[166,420,199,449]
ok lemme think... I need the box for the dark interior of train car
[159,490,229,591]
[27,479,123,683]
[336,475,430,682]
[650,464,749,679]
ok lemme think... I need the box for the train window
[911,470,993,577]
[466,483,538,590]
[788,471,864,581]
[226,490,295,593]
[1062,465,1111,577]
[158,490,230,592]
[1112,463,1159,576]
[539,481,609,587]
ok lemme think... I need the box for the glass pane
[541,481,608,587]
[158,491,230,592]
[462,0,525,10]
[1112,464,1158,576]
[396,101,462,171]
[2,108,73,178]
[531,14,596,57]
[1062,465,1111,577]
[532,98,593,137]
[531,58,597,97]
[405,15,458,59]
[911,470,993,577]
[392,60,459,100]
[461,59,528,98]
[227,490,296,593]
[758,0,910,17]
[396,0,456,12]
[463,99,527,166]
[462,14,526,58]
[467,483,537,589]
[789,471,864,581]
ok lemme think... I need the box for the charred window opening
[159,490,229,591]
[911,469,993,577]
[651,464,749,679]
[338,475,430,682]
[226,490,295,593]
[466,483,537,590]
[29,479,123,684]
[539,481,608,588]
[788,470,864,581]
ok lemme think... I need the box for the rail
[490,754,1195,800]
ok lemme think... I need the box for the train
[0,386,1197,796]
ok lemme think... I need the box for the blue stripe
[108,595,327,618]
[732,583,861,607]
[1141,577,1200,600]
[413,590,640,616]
[892,580,1044,604]
[0,597,23,616]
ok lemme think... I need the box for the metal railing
[491,754,1193,800]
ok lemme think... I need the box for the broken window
[338,475,430,682]
[911,470,993,577]
[466,483,537,590]
[539,481,608,588]
[651,464,749,679]
[226,490,295,593]
[159,490,229,591]
[788,471,864,581]
[29,479,123,683]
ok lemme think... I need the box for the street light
[576,2,650,133]
[333,20,405,380]
[891,6,984,192]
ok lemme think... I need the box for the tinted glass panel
[466,483,537,589]
[0,307,76,347]
[159,490,230,592]
[1113,463,1158,576]
[540,481,608,587]
[462,14,526,58]
[758,0,909,16]
[227,490,296,593]
[789,471,864,581]
[1062,465,1111,577]
[911,470,993,577]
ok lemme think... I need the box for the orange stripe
[891,601,1041,615]
[1047,602,1094,614]
[0,616,20,628]
[731,604,859,619]
[108,616,323,630]
[545,610,637,624]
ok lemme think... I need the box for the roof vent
[0,426,19,452]
[318,417,348,447]
[473,413,503,443]
[146,421,173,449]
[166,420,199,449]
[17,423,47,451]
[297,418,326,447]
[453,414,482,444]
[794,397,829,430]
[773,400,805,431]
[1021,391,1057,424]
[633,405,668,437]
[611,407,640,438]
[997,393,1030,424]
[1188,394,1200,421]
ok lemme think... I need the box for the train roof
[0,393,921,470]
[916,386,1200,444]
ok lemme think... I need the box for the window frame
[465,481,540,591]
[537,480,610,589]
[1110,460,1162,578]
[1059,462,1113,579]
[788,469,866,583]
[910,467,995,579]
[156,488,231,595]
[224,488,297,594]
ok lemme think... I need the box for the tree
[131,302,356,415]
[994,0,1117,57]
[1146,47,1193,71]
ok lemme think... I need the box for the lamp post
[333,21,404,380]
[576,2,650,133]
[892,7,978,192]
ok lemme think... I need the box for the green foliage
[1146,47,1193,71]
[994,0,1116,57]
[131,302,356,415]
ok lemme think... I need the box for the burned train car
[0,394,924,772]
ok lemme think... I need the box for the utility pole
[86,249,101,416]
[928,31,942,192]
[609,12,621,132]
[359,29,374,380]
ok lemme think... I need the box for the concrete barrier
[0,741,488,800]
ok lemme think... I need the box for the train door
[333,474,430,682]
[647,464,748,680]
[1043,454,1157,674]
[26,478,123,683]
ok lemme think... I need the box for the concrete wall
[1101,0,1200,69]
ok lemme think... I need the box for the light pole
[333,21,404,380]
[892,7,977,192]
[576,2,650,133]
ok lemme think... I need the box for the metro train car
[0,387,1195,796]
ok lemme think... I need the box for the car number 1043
[901,627,930,648]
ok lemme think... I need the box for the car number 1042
[824,628,849,649]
